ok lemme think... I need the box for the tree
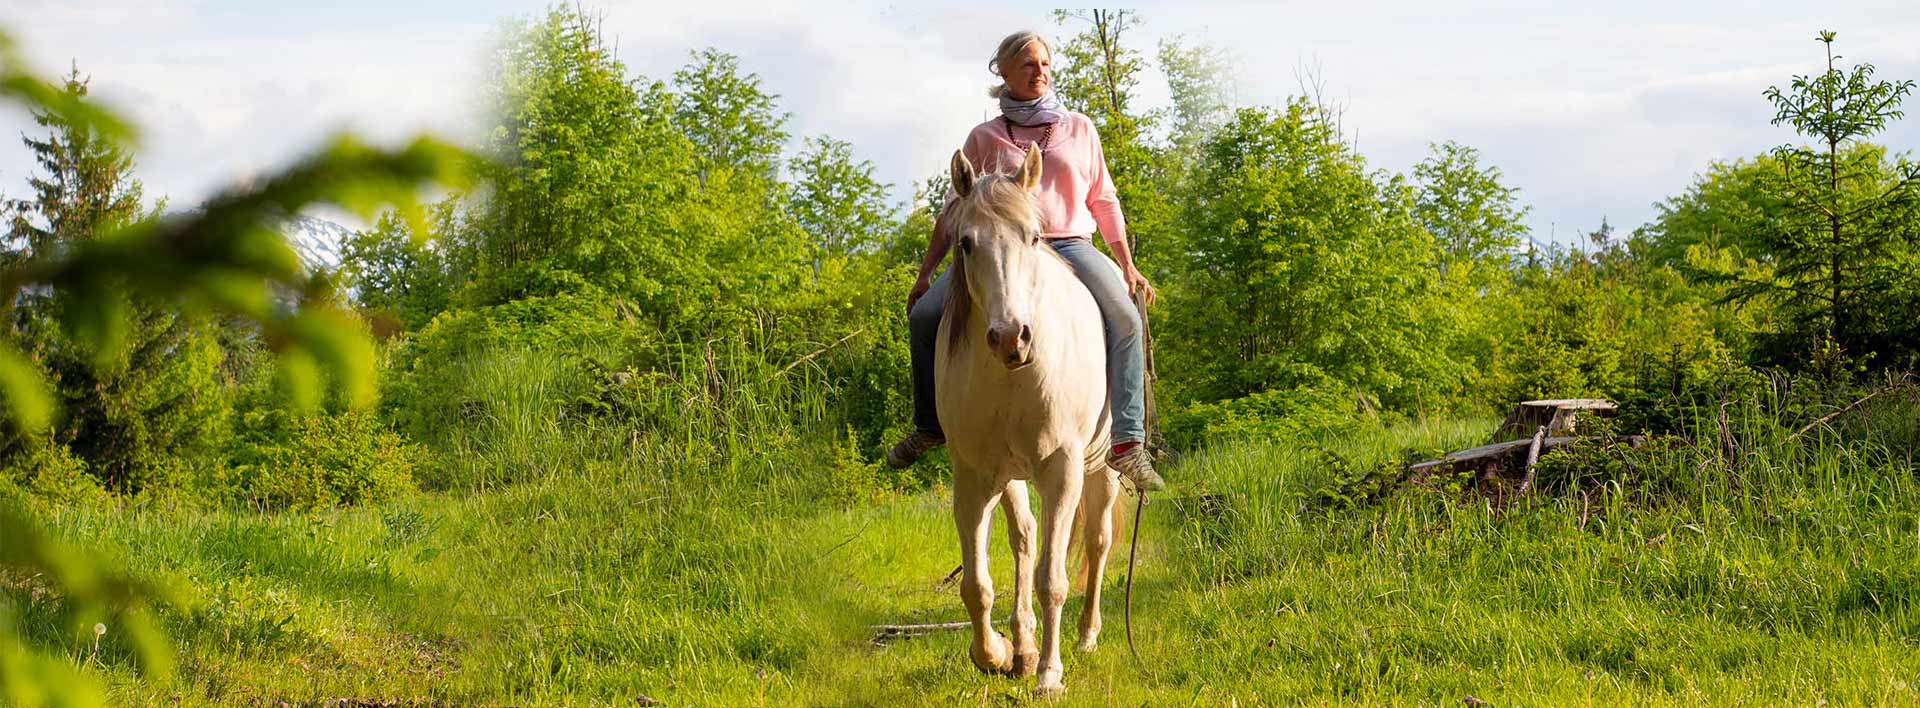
[469,7,678,301]
[673,48,789,185]
[466,10,808,333]
[340,200,459,331]
[1050,10,1144,120]
[3,67,228,491]
[1742,31,1920,361]
[1412,140,1530,275]
[1156,36,1235,161]
[786,136,892,277]
[1165,102,1454,410]
[1634,152,1791,267]
[1051,10,1175,268]
[6,66,143,259]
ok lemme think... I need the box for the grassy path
[25,417,1920,705]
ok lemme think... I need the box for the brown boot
[885,429,945,469]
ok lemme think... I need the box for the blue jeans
[908,236,1146,445]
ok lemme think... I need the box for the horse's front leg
[954,465,1012,674]
[999,480,1040,676]
[1034,450,1086,699]
[1076,466,1120,652]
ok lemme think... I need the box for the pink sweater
[947,111,1130,249]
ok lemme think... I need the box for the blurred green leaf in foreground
[0,25,477,707]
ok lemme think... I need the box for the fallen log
[1408,434,1647,490]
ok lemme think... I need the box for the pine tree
[6,65,142,259]
[4,66,228,491]
[1747,31,1920,361]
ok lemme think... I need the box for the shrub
[0,436,104,507]
[384,286,646,445]
[14,303,234,493]
[216,407,420,511]
[1162,378,1379,451]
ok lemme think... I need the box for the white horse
[936,144,1123,699]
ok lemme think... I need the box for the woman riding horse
[889,30,1165,493]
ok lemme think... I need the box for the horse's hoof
[1012,651,1040,677]
[969,632,1013,675]
[1076,624,1101,653]
[1033,681,1066,700]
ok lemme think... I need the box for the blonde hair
[987,31,1052,99]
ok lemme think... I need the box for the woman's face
[1001,40,1051,101]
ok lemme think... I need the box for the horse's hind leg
[1000,480,1040,676]
[954,467,1013,675]
[1034,452,1086,698]
[1076,468,1120,652]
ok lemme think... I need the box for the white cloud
[3,2,1918,243]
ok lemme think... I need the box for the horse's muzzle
[988,322,1033,370]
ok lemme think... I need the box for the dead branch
[1787,378,1913,441]
[870,616,1009,645]
[769,328,866,380]
[1514,426,1547,499]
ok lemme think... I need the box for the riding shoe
[1109,445,1166,492]
[886,429,945,469]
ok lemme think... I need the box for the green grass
[15,411,1920,706]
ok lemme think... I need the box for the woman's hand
[1123,265,1156,308]
[907,276,932,316]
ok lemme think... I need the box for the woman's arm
[911,128,984,313]
[1084,120,1156,306]
[907,203,954,314]
[1103,231,1154,306]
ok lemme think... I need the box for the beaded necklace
[1001,115,1056,152]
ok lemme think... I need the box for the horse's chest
[938,373,1087,470]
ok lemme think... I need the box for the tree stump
[1492,398,1615,442]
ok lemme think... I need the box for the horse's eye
[959,235,974,254]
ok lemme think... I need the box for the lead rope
[1124,286,1156,671]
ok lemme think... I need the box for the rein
[1124,286,1155,671]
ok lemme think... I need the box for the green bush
[384,286,646,445]
[216,407,420,511]
[758,255,918,463]
[1480,258,1755,433]
[1162,378,1379,451]
[0,435,104,507]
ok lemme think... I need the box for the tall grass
[15,360,1919,705]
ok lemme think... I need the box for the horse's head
[945,144,1051,370]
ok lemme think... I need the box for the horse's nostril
[987,329,1001,347]
[1019,325,1031,343]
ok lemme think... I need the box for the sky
[3,1,1919,245]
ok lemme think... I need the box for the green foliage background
[3,8,1919,707]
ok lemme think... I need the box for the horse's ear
[1016,143,1042,192]
[950,150,975,199]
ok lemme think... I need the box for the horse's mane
[942,175,1074,357]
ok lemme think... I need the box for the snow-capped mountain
[280,214,354,273]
